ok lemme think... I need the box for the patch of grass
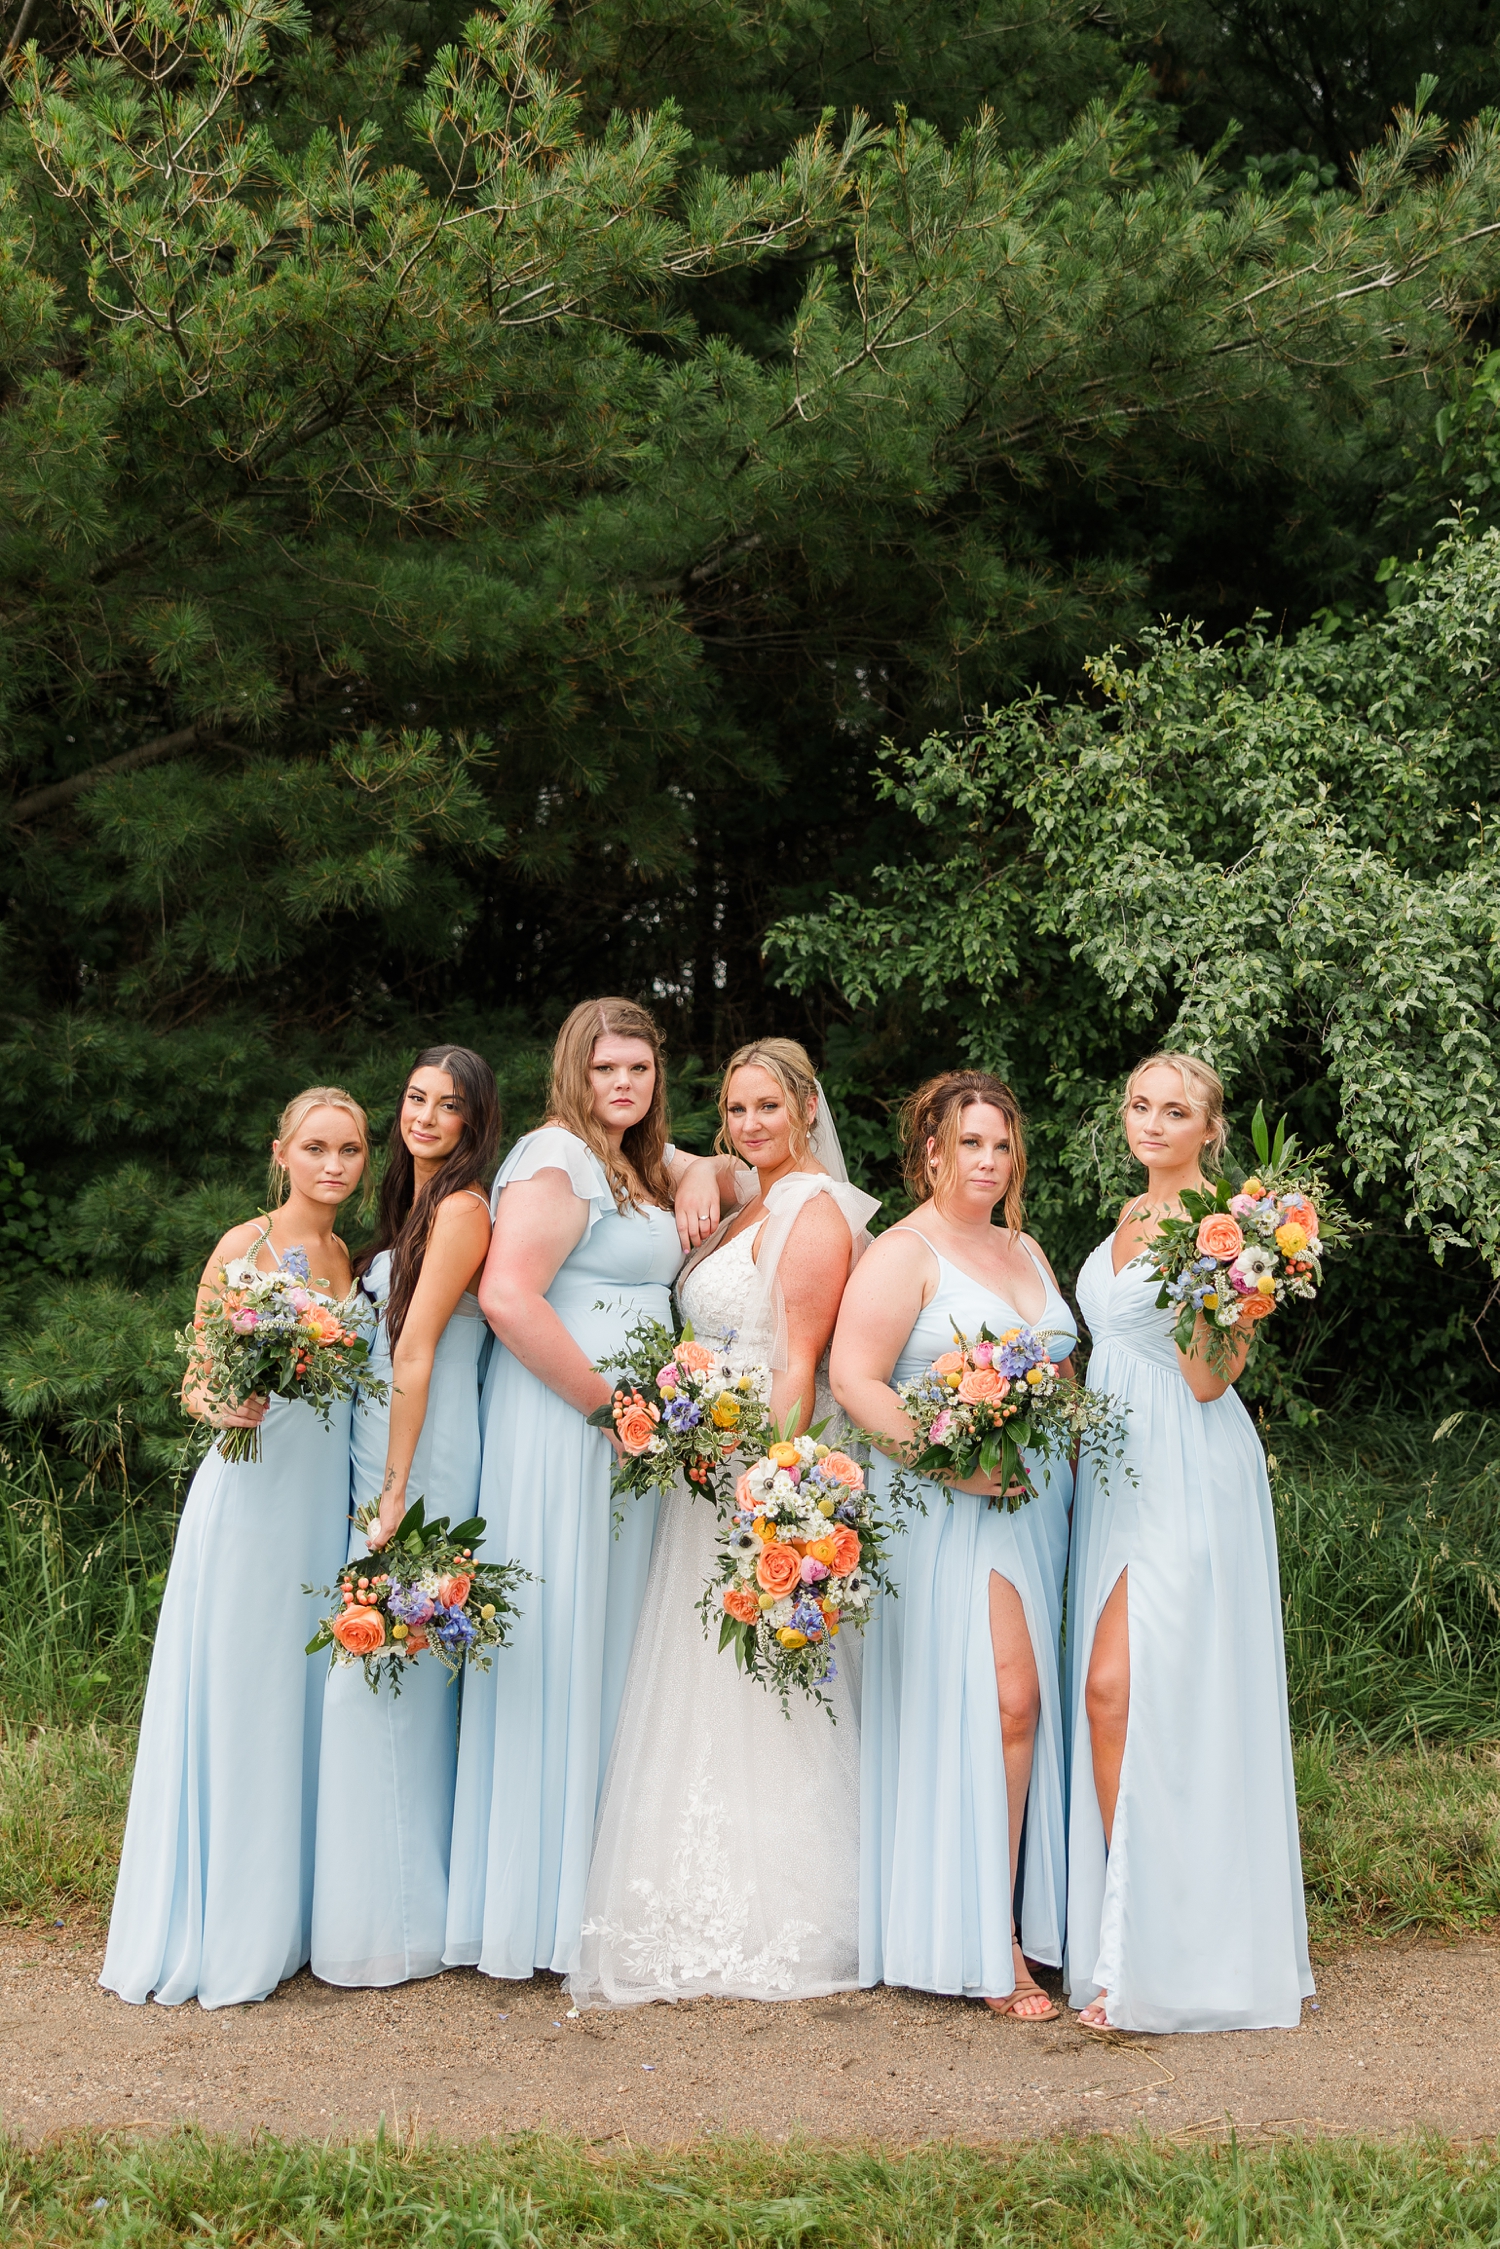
[1297,1737,1500,1941]
[5,2128,1500,2247]
[1274,1415,1500,1743]
[0,1718,134,1930]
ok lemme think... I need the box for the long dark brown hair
[354,1046,501,1346]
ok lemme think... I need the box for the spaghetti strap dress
[859,1240,1075,1997]
[101,1230,360,2008]
[310,1236,487,1986]
[444,1128,683,1981]
[1065,1239,1313,2032]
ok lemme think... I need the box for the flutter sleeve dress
[858,1241,1075,1998]
[1064,1240,1313,2032]
[309,1239,487,1986]
[443,1127,683,1981]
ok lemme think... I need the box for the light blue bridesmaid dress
[859,1237,1075,1997]
[309,1236,487,1986]
[1065,1239,1313,2032]
[101,1230,358,2008]
[443,1127,681,1980]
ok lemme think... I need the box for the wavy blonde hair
[900,1071,1027,1232]
[714,1038,820,1166]
[1121,1051,1228,1172]
[267,1085,373,1213]
[546,998,673,1211]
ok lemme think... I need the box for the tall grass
[0,1439,182,1726]
[7,2128,1500,2248]
[1275,1415,1500,1743]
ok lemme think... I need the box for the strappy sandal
[985,1983,1060,2021]
[1075,1994,1112,2031]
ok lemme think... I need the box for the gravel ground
[3,1931,1499,2145]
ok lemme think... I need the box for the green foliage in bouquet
[587,1313,773,1509]
[305,1496,530,1696]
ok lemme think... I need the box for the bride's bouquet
[887,1324,1127,1512]
[702,1432,889,1714]
[1146,1105,1354,1374]
[588,1314,773,1507]
[305,1498,530,1696]
[177,1248,382,1464]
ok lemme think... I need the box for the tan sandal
[1075,1993,1112,2031]
[985,1982,1060,2020]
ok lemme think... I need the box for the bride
[567,1039,878,2008]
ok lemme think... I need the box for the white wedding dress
[566,1175,875,2010]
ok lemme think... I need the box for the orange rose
[957,1366,1007,1406]
[723,1586,760,1626]
[931,1351,966,1378]
[1235,1293,1276,1327]
[331,1606,386,1656]
[756,1543,802,1599]
[404,1627,429,1653]
[1196,1214,1244,1261]
[817,1599,841,1635]
[820,1451,865,1491]
[676,1340,715,1373]
[1286,1197,1319,1238]
[437,1574,471,1609]
[305,1307,342,1343]
[614,1400,660,1455]
[734,1471,757,1511]
[828,1524,862,1574]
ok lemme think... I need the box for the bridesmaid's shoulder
[859,1216,936,1272]
[199,1215,270,1284]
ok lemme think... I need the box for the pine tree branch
[8,722,224,823]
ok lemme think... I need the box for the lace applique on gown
[567,1221,861,2010]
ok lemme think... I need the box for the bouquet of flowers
[1146,1105,1353,1374]
[176,1247,382,1464]
[702,1432,889,1713]
[588,1314,774,1507]
[305,1498,530,1696]
[887,1325,1128,1513]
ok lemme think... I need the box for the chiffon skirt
[444,1345,660,1979]
[101,1396,350,2008]
[1065,1342,1312,2032]
[859,1451,1071,1996]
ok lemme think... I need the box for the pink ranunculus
[800,1555,830,1584]
[929,1410,955,1444]
[1228,1193,1258,1217]
[656,1363,680,1389]
[229,1307,259,1333]
[785,1465,801,1483]
[970,1340,995,1368]
[287,1287,314,1313]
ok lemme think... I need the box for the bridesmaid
[444,998,738,1982]
[1066,1052,1312,2033]
[831,1072,1074,2016]
[310,1045,498,1988]
[101,1088,371,2008]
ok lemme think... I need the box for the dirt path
[3,1931,1498,2146]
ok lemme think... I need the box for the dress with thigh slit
[1064,1240,1313,2033]
[858,1242,1074,1997]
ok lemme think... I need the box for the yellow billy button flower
[1025,1366,1046,1385]
[480,1603,496,1620]
[818,1496,837,1516]
[758,1592,777,1611]
[1257,1273,1276,1296]
[392,1622,408,1640]
[1242,1176,1265,1198]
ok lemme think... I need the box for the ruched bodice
[893,1250,1078,1386]
[1075,1244,1181,1373]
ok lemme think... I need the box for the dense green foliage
[2,0,1499,1469]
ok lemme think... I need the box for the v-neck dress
[101,1234,361,2008]
[858,1240,1076,1997]
[1064,1239,1313,2032]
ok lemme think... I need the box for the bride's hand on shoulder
[665,1148,752,1254]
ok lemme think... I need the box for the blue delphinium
[281,1245,312,1282]
[664,1397,703,1433]
[434,1607,477,1653]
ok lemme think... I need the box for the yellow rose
[711,1395,742,1429]
[1275,1221,1308,1256]
[777,1628,809,1649]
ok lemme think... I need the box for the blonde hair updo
[1121,1051,1228,1172]
[714,1038,821,1166]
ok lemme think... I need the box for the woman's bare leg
[984,1571,1054,2018]
[1078,1568,1130,2027]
